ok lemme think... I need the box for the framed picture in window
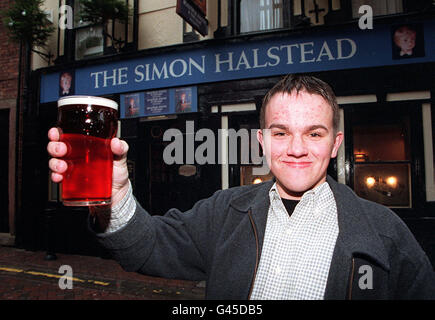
[354,163,411,208]
[75,25,104,60]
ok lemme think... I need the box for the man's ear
[257,129,264,149]
[331,131,344,158]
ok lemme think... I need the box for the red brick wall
[0,0,19,236]
[0,0,20,101]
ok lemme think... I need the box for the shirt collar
[268,181,335,219]
[269,181,330,201]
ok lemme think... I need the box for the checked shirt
[250,181,339,300]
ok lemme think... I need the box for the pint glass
[57,96,118,206]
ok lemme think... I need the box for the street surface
[0,246,205,300]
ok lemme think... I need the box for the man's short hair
[260,74,340,132]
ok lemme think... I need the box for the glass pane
[75,26,104,60]
[353,120,410,162]
[351,0,403,18]
[74,0,91,28]
[354,163,411,207]
[240,0,283,33]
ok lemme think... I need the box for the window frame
[73,23,105,61]
[350,0,404,19]
[344,101,426,216]
[232,0,293,35]
[56,0,137,63]
[223,0,433,38]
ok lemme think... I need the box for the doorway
[137,116,220,215]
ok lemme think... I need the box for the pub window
[350,106,414,208]
[70,0,134,61]
[227,113,274,187]
[73,0,104,60]
[238,121,274,186]
[351,0,403,18]
[237,0,346,34]
[240,0,284,33]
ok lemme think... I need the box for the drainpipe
[14,41,23,241]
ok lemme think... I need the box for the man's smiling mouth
[281,161,312,168]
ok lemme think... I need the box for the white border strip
[117,120,121,138]
[387,91,430,102]
[336,95,377,105]
[422,103,435,201]
[222,103,256,112]
[337,108,346,184]
[212,103,256,113]
[221,115,229,190]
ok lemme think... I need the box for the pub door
[138,117,220,215]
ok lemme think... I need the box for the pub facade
[14,1,435,263]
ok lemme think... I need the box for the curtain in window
[240,0,283,33]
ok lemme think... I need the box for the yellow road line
[0,267,24,273]
[0,266,110,286]
[91,280,110,286]
[26,270,85,283]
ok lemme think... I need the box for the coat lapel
[229,180,273,256]
[226,181,272,298]
[324,176,390,299]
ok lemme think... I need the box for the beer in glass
[57,96,118,206]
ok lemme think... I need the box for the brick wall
[0,0,20,102]
[0,0,19,236]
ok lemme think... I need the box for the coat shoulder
[333,181,432,269]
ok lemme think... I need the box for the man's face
[257,90,343,199]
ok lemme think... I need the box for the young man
[47,74,435,299]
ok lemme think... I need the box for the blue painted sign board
[40,20,435,104]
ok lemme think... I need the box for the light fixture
[253,178,263,184]
[386,176,397,188]
[366,177,376,187]
[355,153,367,162]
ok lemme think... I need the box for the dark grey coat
[92,176,435,299]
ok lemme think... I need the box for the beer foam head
[58,95,118,110]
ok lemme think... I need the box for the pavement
[0,245,206,300]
